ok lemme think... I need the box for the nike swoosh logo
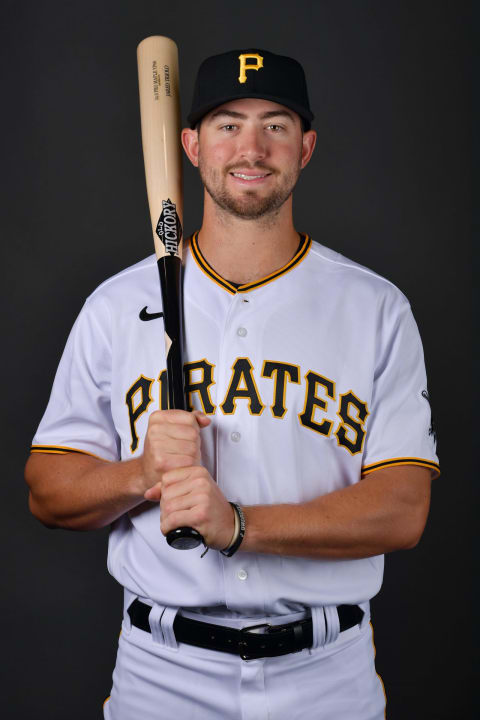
[139,306,164,321]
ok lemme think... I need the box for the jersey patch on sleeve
[421,389,437,448]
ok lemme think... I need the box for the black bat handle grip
[157,256,204,551]
[166,527,204,549]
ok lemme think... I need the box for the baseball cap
[187,48,314,130]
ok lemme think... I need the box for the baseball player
[25,48,439,720]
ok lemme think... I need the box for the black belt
[128,599,363,661]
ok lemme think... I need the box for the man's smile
[229,169,273,185]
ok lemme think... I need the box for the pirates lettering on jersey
[159,370,168,411]
[262,361,300,419]
[125,375,155,452]
[220,358,265,415]
[335,391,369,455]
[184,359,216,414]
[299,371,335,436]
[124,358,369,456]
[126,372,168,453]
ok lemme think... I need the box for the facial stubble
[198,147,303,221]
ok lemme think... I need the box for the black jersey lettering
[184,359,216,414]
[220,358,265,415]
[125,375,154,453]
[299,371,335,435]
[158,370,168,411]
[262,361,300,418]
[335,391,369,455]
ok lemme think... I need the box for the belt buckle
[239,622,272,661]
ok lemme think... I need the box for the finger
[193,411,211,428]
[161,509,204,538]
[161,479,194,502]
[161,490,207,516]
[142,451,198,480]
[144,482,162,501]
[149,409,201,428]
[148,422,200,445]
[161,473,209,505]
[162,465,205,486]
[147,435,199,457]
[147,455,199,477]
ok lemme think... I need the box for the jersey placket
[215,290,268,615]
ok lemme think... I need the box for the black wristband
[220,503,245,557]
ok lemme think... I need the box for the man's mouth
[229,171,272,183]
[231,172,269,180]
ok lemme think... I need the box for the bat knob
[166,526,204,550]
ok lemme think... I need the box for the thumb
[193,410,211,428]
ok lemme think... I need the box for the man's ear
[300,130,317,170]
[181,128,199,167]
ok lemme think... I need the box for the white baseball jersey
[32,233,439,616]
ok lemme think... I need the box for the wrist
[127,457,152,499]
[238,505,260,552]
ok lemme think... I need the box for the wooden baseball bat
[137,35,203,550]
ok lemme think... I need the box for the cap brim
[187,93,314,128]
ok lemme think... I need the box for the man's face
[193,98,312,220]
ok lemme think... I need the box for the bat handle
[158,257,206,552]
[166,527,204,549]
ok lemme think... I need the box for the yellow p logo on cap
[238,53,264,84]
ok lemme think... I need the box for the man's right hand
[141,409,211,499]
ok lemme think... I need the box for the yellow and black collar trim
[189,231,312,294]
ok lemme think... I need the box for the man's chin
[211,189,287,220]
[219,200,281,220]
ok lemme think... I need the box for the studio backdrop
[2,1,471,718]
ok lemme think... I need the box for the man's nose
[237,127,267,163]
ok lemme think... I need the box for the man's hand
[141,409,235,549]
[146,466,235,550]
[140,409,210,493]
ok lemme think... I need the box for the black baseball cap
[187,48,314,130]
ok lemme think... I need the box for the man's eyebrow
[206,109,296,123]
[260,110,295,122]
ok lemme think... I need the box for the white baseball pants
[103,600,386,720]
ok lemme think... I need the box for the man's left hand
[146,466,235,550]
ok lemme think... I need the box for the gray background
[2,1,472,718]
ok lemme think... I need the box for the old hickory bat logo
[156,199,182,256]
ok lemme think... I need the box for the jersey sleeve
[361,297,439,478]
[31,295,119,462]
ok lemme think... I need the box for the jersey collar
[189,231,312,295]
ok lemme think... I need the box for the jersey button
[237,569,248,581]
[231,431,241,442]
[237,327,247,337]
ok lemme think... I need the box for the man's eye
[267,124,283,131]
[221,124,237,131]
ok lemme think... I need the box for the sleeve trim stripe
[30,445,110,461]
[361,457,440,477]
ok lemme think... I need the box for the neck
[196,192,300,285]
